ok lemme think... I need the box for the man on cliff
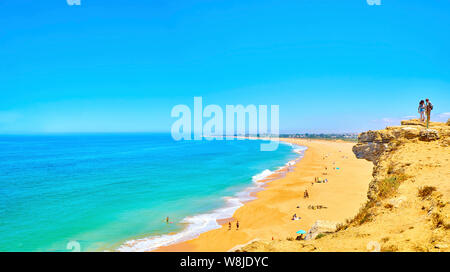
[425,98,433,128]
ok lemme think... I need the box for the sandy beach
[155,138,374,252]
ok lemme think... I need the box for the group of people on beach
[314,177,328,184]
[228,220,239,231]
[418,98,433,125]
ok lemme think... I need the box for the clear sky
[1,0,449,134]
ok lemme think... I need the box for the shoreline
[116,139,305,252]
[153,138,373,252]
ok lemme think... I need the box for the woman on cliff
[418,100,425,122]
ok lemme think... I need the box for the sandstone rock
[305,220,339,240]
[388,196,407,208]
[401,119,441,127]
[441,138,450,147]
[358,130,394,143]
[354,120,448,163]
[401,119,427,127]
[434,243,449,250]
[367,179,379,201]
[353,142,388,162]
[228,239,261,252]
[390,127,421,139]
[442,127,450,137]
[419,129,440,141]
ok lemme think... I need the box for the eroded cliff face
[353,119,449,163]
[239,119,450,252]
[353,119,450,201]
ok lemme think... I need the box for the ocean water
[0,134,304,252]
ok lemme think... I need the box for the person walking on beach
[418,100,426,122]
[228,222,231,231]
[236,220,240,230]
[425,98,433,128]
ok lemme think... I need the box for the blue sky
[0,0,449,133]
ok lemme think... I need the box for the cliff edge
[238,119,450,252]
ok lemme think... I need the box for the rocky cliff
[239,119,450,252]
[353,119,448,163]
[353,119,450,202]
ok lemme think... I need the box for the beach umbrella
[296,230,306,234]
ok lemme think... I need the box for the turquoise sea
[0,134,304,252]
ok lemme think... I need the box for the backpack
[428,103,433,110]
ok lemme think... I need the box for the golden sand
[155,139,373,252]
[239,122,450,252]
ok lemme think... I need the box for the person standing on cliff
[425,98,433,128]
[418,100,426,122]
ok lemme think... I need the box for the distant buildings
[281,133,359,141]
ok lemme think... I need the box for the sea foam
[117,142,307,252]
